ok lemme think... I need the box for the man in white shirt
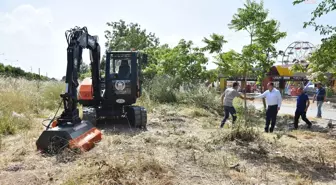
[254,82,282,133]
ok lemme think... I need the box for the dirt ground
[0,104,336,185]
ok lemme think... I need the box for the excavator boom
[36,26,102,154]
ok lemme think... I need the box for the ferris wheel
[281,41,316,66]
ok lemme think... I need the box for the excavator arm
[57,26,101,126]
[36,26,102,154]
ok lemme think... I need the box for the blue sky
[0,0,335,79]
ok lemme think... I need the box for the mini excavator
[36,26,148,154]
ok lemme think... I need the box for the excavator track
[125,105,147,129]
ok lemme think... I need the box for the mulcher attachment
[36,120,102,154]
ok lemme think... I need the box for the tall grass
[140,75,222,114]
[0,77,64,135]
[0,75,258,135]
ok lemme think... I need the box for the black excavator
[36,26,147,154]
[78,50,148,129]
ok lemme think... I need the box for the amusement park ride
[219,41,318,95]
[280,41,316,66]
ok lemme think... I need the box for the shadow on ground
[231,139,336,183]
[96,119,147,136]
[240,151,335,182]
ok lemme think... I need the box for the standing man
[254,82,282,133]
[313,82,326,118]
[220,82,254,128]
[294,87,312,129]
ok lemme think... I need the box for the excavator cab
[104,51,144,103]
[78,51,148,129]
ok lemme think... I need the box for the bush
[141,75,223,115]
[210,125,261,145]
[232,98,258,125]
[179,85,222,115]
[224,126,260,142]
[143,76,179,103]
[326,87,334,97]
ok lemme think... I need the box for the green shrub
[180,85,222,115]
[143,76,179,103]
[232,98,258,124]
[233,98,244,116]
[326,88,334,97]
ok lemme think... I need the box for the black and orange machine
[36,26,148,154]
[77,51,147,130]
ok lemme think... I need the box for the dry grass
[1,102,336,185]
[0,77,64,135]
[1,78,336,184]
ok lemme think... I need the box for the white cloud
[0,1,327,79]
[0,5,52,34]
[0,5,62,77]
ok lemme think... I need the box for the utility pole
[37,68,40,90]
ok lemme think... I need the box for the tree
[104,20,160,51]
[79,61,90,79]
[79,61,89,74]
[228,0,268,122]
[215,49,245,78]
[102,20,160,70]
[203,69,219,84]
[201,33,227,54]
[293,0,336,36]
[306,35,336,84]
[0,62,49,80]
[142,44,171,80]
[290,63,308,73]
[228,0,287,119]
[293,0,336,86]
[143,39,209,87]
[254,19,287,87]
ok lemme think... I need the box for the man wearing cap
[313,82,326,118]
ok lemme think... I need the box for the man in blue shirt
[313,82,326,118]
[294,87,312,129]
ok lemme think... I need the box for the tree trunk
[245,33,253,126]
[261,84,266,111]
[244,71,247,123]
